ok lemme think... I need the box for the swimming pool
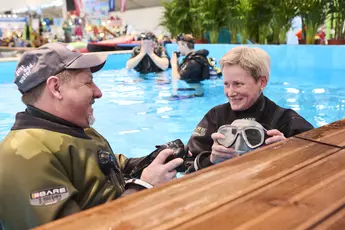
[0,45,345,158]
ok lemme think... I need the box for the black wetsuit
[179,49,210,83]
[186,94,314,171]
[131,46,168,74]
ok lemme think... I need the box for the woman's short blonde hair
[219,46,271,81]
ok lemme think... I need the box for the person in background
[126,32,169,74]
[186,46,313,172]
[161,35,172,47]
[74,24,83,40]
[62,20,72,43]
[0,43,183,230]
[171,33,221,98]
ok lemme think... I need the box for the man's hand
[210,133,239,164]
[140,149,183,186]
[265,129,286,145]
[171,52,180,86]
[171,52,178,67]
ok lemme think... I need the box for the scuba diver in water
[170,33,221,99]
[185,46,314,172]
[126,32,169,74]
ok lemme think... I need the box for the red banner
[74,0,83,16]
[120,0,126,12]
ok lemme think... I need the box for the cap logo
[16,63,35,84]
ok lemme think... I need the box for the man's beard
[88,98,96,126]
[88,113,95,126]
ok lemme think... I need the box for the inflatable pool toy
[86,35,140,52]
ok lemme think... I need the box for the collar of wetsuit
[233,93,265,118]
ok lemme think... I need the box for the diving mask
[217,119,268,155]
[140,32,156,41]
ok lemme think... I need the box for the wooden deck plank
[312,206,345,230]
[176,149,345,230]
[34,138,340,230]
[297,119,345,148]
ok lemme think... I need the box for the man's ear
[46,76,63,100]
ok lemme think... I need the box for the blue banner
[109,0,115,12]
[0,17,26,22]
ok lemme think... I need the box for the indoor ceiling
[115,0,165,10]
[0,0,168,13]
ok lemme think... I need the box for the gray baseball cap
[14,42,108,93]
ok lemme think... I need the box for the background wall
[165,44,345,71]
[110,6,165,35]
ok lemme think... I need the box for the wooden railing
[35,119,345,230]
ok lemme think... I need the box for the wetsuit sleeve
[187,107,219,157]
[179,59,203,82]
[84,128,146,177]
[0,147,80,230]
[117,154,147,176]
[277,110,314,137]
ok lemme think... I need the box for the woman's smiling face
[222,65,267,111]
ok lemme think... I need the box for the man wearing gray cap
[0,43,183,230]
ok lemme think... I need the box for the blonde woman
[186,46,313,172]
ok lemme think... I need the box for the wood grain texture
[312,205,345,230]
[34,137,340,230]
[297,119,345,148]
[177,149,345,230]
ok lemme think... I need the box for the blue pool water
[0,45,345,158]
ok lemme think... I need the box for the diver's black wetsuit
[179,49,209,83]
[131,46,168,74]
[186,94,314,171]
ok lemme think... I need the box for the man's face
[59,69,102,128]
[177,41,188,56]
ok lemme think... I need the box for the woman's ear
[46,76,63,100]
[260,76,268,91]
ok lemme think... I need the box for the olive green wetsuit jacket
[0,106,143,230]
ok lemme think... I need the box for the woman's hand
[210,133,239,164]
[145,40,154,56]
[265,129,286,145]
[140,40,148,55]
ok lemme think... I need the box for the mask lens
[217,126,238,147]
[244,128,263,147]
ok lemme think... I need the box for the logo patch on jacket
[193,126,206,136]
[30,186,69,206]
